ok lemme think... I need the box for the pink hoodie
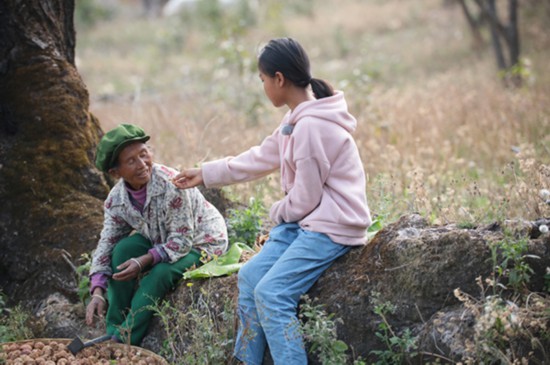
[202,91,372,246]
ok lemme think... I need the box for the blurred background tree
[456,0,522,86]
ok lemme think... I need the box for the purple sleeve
[148,246,169,265]
[90,273,109,294]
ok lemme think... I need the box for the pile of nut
[0,340,166,364]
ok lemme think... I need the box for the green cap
[95,124,150,172]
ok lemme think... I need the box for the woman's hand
[172,168,204,189]
[112,257,144,281]
[86,288,107,326]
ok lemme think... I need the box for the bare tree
[457,0,485,50]
[457,0,521,86]
[0,1,109,307]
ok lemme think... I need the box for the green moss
[0,56,109,262]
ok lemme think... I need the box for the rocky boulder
[141,214,550,363]
[35,214,550,363]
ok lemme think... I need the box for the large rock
[141,214,550,363]
[37,214,550,363]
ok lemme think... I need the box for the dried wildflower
[539,224,549,234]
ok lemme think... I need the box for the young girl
[173,37,371,365]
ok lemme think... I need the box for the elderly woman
[86,124,228,345]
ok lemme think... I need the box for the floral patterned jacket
[90,163,228,276]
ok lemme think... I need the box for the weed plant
[76,253,92,305]
[298,295,350,365]
[369,291,419,365]
[489,234,535,295]
[452,230,550,364]
[0,291,34,343]
[148,283,235,365]
[226,196,266,248]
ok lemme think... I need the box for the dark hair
[258,37,334,99]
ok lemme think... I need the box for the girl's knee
[237,261,261,291]
[253,280,276,307]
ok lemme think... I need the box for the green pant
[106,234,201,345]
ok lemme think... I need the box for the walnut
[8,344,19,352]
[8,349,21,360]
[41,346,52,357]
[113,348,123,359]
[29,349,42,359]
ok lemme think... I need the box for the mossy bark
[0,1,109,305]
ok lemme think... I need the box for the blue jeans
[233,223,351,365]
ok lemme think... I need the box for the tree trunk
[0,0,108,306]
[485,0,507,70]
[471,0,522,87]
[507,0,521,86]
[457,0,485,51]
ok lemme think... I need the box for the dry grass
[77,0,550,224]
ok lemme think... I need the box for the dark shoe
[228,356,244,365]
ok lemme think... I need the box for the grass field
[76,0,550,225]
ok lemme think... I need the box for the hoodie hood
[285,90,357,134]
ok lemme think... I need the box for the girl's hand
[86,288,107,326]
[172,168,204,189]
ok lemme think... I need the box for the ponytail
[310,78,334,99]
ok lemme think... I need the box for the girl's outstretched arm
[172,167,204,189]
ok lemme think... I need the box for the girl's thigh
[257,229,351,302]
[238,222,300,288]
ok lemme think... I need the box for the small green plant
[370,291,418,365]
[227,197,266,247]
[489,233,535,294]
[451,226,550,364]
[299,295,349,365]
[76,253,92,304]
[0,291,34,342]
[148,282,235,365]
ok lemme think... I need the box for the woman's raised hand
[172,168,204,189]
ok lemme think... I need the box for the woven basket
[0,338,169,364]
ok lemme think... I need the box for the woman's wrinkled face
[110,142,153,190]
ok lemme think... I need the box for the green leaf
[182,242,253,280]
[367,218,383,239]
[333,340,349,352]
